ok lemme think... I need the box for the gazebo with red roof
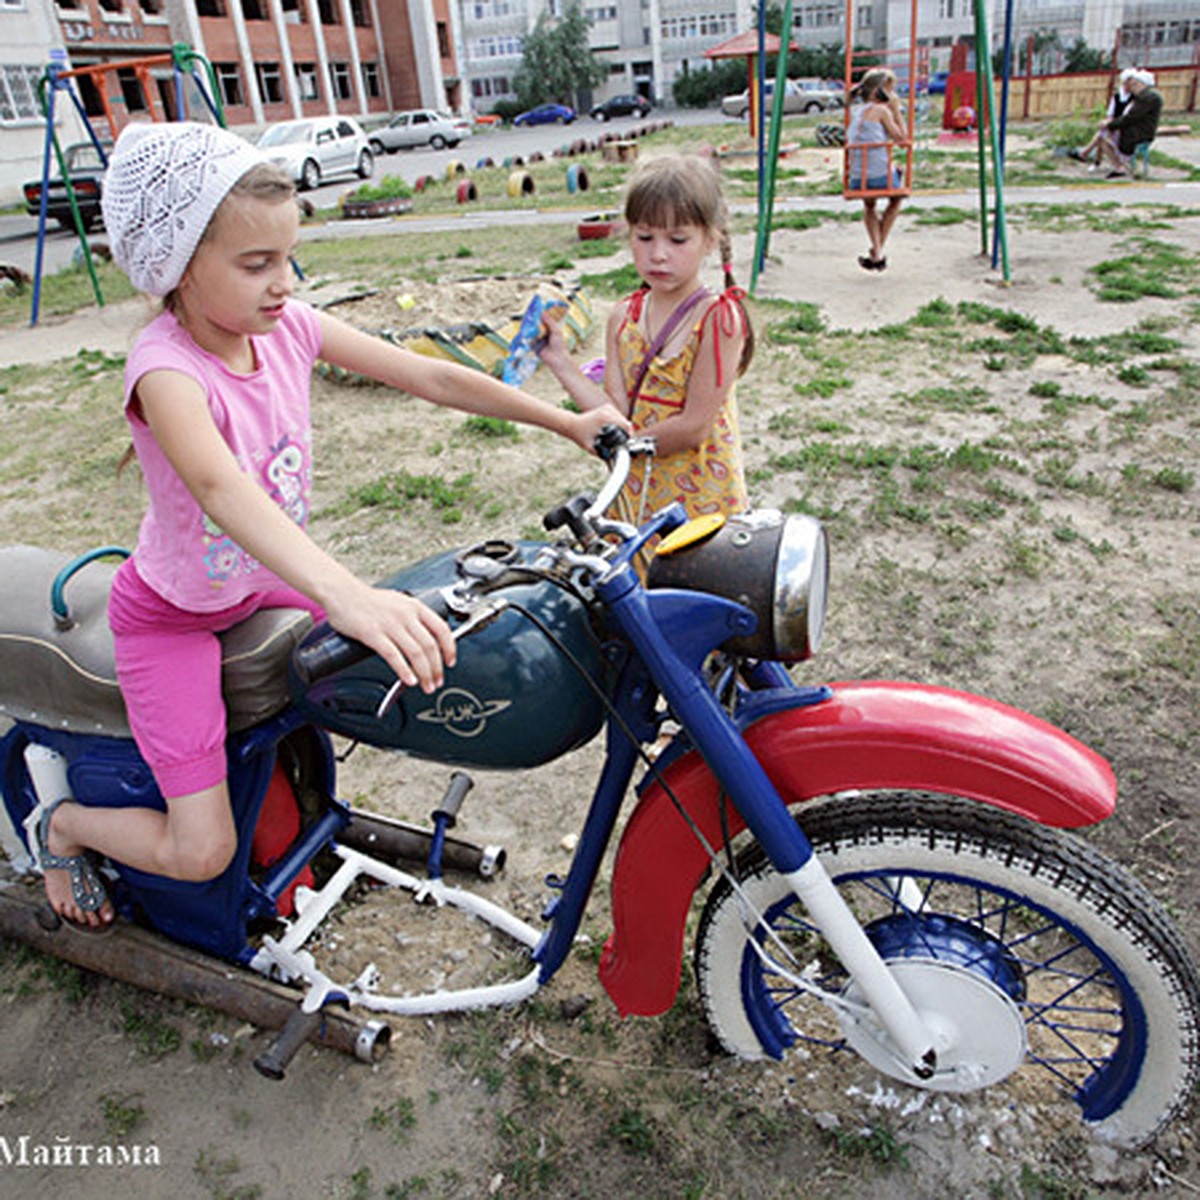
[704,30,800,138]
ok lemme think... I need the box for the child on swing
[31,121,629,928]
[538,153,753,534]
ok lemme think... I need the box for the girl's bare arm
[317,310,630,450]
[537,303,631,416]
[135,368,456,692]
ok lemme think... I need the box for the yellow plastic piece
[655,514,725,557]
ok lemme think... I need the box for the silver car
[257,116,374,191]
[722,78,845,119]
[369,110,472,153]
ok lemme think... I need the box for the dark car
[513,103,576,127]
[23,141,108,232]
[589,93,651,121]
[929,71,950,95]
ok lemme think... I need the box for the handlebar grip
[593,423,628,462]
[254,1004,332,1081]
[292,587,452,687]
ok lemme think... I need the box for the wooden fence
[999,65,1198,120]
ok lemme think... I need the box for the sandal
[23,797,111,918]
[857,254,879,271]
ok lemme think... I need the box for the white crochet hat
[101,121,267,296]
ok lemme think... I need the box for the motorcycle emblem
[415,688,512,738]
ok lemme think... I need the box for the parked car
[257,116,373,191]
[928,71,950,95]
[721,78,844,118]
[369,110,472,154]
[22,141,108,232]
[513,103,576,126]
[589,93,652,121]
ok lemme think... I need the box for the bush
[345,175,413,203]
[489,98,524,124]
[673,61,744,109]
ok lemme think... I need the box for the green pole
[751,0,794,293]
[971,3,990,254]
[973,3,1010,281]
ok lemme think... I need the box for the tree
[513,2,607,112]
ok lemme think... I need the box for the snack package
[502,294,566,386]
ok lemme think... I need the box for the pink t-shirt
[123,302,322,612]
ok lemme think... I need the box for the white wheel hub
[839,958,1027,1092]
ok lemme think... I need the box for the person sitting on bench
[1095,69,1162,179]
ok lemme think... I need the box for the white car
[721,78,845,119]
[257,116,374,191]
[369,110,472,153]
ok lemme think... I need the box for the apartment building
[11,0,467,141]
[793,0,1198,73]
[458,0,754,113]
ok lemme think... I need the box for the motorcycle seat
[0,546,313,738]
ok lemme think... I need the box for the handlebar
[292,586,452,688]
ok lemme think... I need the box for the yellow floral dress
[614,288,748,529]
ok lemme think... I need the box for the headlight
[646,510,828,662]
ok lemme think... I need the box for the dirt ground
[0,186,1198,1200]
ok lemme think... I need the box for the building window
[468,35,523,62]
[350,0,368,25]
[196,0,225,15]
[0,64,42,123]
[937,0,954,18]
[140,0,164,15]
[280,0,304,22]
[329,61,352,101]
[470,76,512,99]
[256,62,284,104]
[215,62,243,106]
[295,62,319,100]
[98,0,126,13]
[361,61,380,98]
[437,21,450,57]
[317,0,339,24]
[116,66,148,111]
[857,4,872,27]
[241,0,267,19]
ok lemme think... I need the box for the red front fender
[598,680,1116,1018]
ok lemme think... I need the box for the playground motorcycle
[1,429,1197,1148]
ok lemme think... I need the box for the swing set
[28,43,227,325]
[748,0,1012,291]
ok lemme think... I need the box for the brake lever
[373,597,510,718]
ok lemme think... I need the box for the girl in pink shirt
[33,122,628,927]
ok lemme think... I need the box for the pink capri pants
[109,558,323,797]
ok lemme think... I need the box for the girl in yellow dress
[540,154,753,532]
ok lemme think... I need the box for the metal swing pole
[30,57,106,326]
[751,0,795,292]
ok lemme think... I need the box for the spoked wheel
[695,793,1200,1148]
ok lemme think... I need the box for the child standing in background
[539,153,753,531]
[30,121,629,928]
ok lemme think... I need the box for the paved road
[0,109,717,278]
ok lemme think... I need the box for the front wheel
[300,159,321,191]
[356,149,374,179]
[694,793,1200,1149]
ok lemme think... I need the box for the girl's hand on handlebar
[571,405,633,453]
[325,583,457,694]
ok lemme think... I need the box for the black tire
[57,213,95,233]
[369,138,385,156]
[356,149,374,179]
[430,134,447,150]
[695,793,1200,1149]
[804,101,822,113]
[300,159,321,191]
